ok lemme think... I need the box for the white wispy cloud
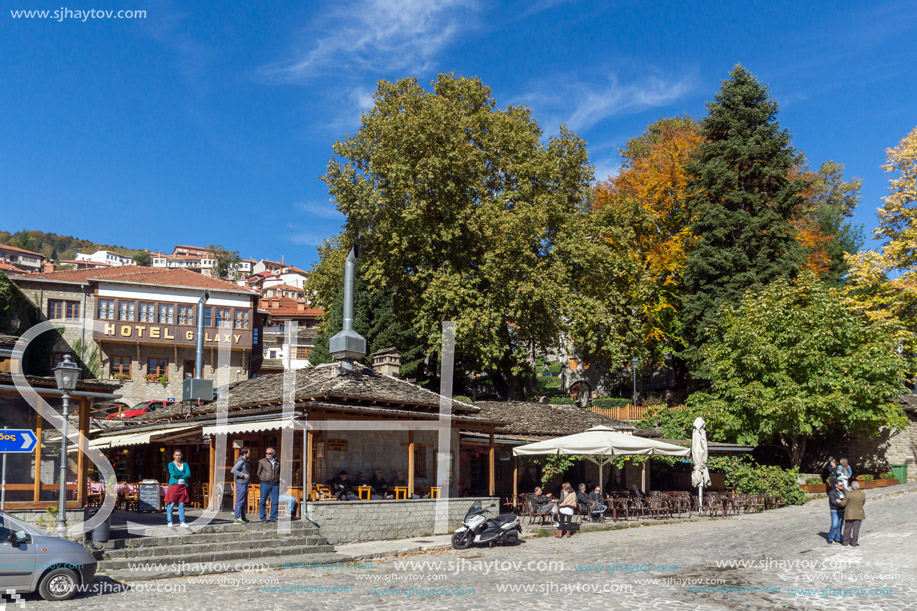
[294,201,345,220]
[325,86,378,131]
[260,0,479,83]
[518,73,696,132]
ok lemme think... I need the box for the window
[110,356,132,380]
[138,302,156,323]
[47,300,64,319]
[98,299,115,320]
[203,307,212,327]
[48,300,80,320]
[119,301,135,321]
[158,304,174,324]
[295,346,309,360]
[234,310,249,329]
[269,350,277,359]
[147,358,168,379]
[178,305,194,325]
[253,328,259,345]
[215,308,232,328]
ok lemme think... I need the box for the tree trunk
[779,434,807,469]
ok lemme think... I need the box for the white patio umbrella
[513,426,690,492]
[691,417,711,510]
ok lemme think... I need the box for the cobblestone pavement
[14,489,916,610]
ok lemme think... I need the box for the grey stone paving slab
[10,487,916,610]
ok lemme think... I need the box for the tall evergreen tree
[681,65,807,372]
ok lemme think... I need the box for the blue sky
[2,0,915,269]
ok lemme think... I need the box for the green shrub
[879,472,894,480]
[453,395,472,403]
[592,397,633,408]
[709,456,807,505]
[858,474,874,481]
[549,397,575,405]
[805,477,823,485]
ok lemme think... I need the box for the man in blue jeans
[257,447,280,522]
[827,478,846,544]
[231,447,251,523]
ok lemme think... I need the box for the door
[0,516,36,590]
[184,360,196,379]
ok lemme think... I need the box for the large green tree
[687,273,907,467]
[207,244,242,280]
[681,65,807,372]
[312,74,593,398]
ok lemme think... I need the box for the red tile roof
[0,243,45,258]
[262,283,304,292]
[260,297,323,317]
[13,265,255,293]
[0,261,29,274]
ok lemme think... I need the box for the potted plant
[144,373,168,387]
[856,474,877,489]
[112,372,130,382]
[875,472,900,487]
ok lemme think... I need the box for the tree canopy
[681,65,807,372]
[687,273,908,467]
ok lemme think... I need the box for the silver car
[0,512,97,601]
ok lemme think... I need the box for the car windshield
[130,401,150,410]
[0,512,40,537]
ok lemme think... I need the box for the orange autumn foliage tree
[592,117,702,361]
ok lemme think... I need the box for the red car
[105,400,175,420]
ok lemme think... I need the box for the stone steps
[93,518,340,580]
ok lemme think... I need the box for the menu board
[138,484,161,512]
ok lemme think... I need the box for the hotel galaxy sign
[94,322,252,347]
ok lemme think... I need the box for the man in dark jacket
[326,470,358,501]
[576,484,593,520]
[257,447,281,522]
[827,478,846,544]
[821,458,838,493]
[368,469,389,498]
[587,486,607,522]
[230,447,251,523]
[839,481,866,546]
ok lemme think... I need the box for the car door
[0,515,37,590]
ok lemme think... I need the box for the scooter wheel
[451,531,472,550]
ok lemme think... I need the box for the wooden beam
[407,430,415,498]
[305,429,314,499]
[488,431,495,497]
[512,454,518,500]
[208,436,216,511]
[33,416,43,503]
[78,397,89,506]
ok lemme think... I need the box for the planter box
[856,480,878,489]
[799,484,826,493]
[874,478,899,487]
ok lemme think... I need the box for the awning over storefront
[90,426,201,449]
[201,419,298,436]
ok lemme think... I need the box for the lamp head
[53,354,80,392]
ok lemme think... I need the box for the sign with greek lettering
[0,430,38,453]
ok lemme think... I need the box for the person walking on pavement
[556,482,577,538]
[839,481,866,547]
[827,478,846,544]
[257,447,281,522]
[164,450,191,528]
[231,447,251,523]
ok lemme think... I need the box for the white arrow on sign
[20,430,37,451]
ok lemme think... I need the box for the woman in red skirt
[165,450,191,527]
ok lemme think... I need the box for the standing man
[840,481,866,547]
[231,447,251,524]
[827,478,846,544]
[258,447,281,522]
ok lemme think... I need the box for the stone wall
[804,412,917,474]
[305,497,499,544]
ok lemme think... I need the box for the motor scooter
[451,500,521,549]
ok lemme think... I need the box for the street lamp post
[52,354,80,537]
[630,357,640,413]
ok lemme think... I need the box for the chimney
[372,347,401,377]
[329,247,366,372]
[297,301,305,311]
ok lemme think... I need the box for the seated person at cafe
[629,484,645,498]
[531,486,557,513]
[368,468,389,498]
[353,472,376,498]
[587,486,607,522]
[278,493,298,518]
[390,471,408,490]
[576,484,593,516]
[326,470,359,501]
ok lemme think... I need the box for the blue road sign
[0,430,38,453]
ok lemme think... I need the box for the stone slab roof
[0,372,119,393]
[470,401,650,438]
